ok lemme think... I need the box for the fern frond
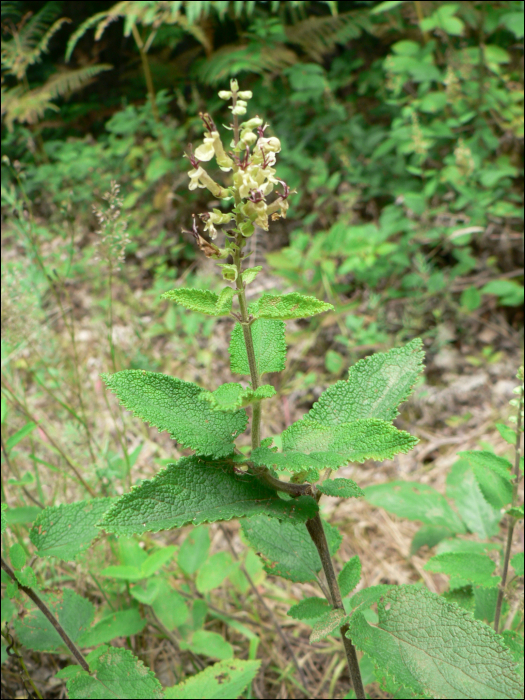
[18,1,61,49]
[184,1,213,24]
[23,18,71,73]
[65,10,112,62]
[42,64,113,100]
[258,44,298,73]
[196,42,297,85]
[2,4,70,80]
[177,14,213,54]
[1,64,112,131]
[2,84,59,131]
[285,11,371,62]
[0,2,22,21]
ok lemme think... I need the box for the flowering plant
[6,80,517,700]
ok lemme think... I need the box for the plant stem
[235,266,261,449]
[305,514,365,699]
[1,556,90,673]
[130,23,159,122]
[230,84,262,448]
[494,383,523,633]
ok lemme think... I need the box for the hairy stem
[305,514,365,699]
[230,81,262,448]
[235,266,261,448]
[1,556,90,672]
[494,384,523,633]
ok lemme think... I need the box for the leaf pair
[253,338,425,478]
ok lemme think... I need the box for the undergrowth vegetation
[1,1,523,698]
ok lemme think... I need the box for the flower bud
[218,90,232,99]
[236,100,248,108]
[242,200,269,231]
[242,117,263,130]
[231,105,247,116]
[217,264,238,281]
[237,91,253,100]
[240,130,257,146]
[239,220,254,237]
[230,79,239,92]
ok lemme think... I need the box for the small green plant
[1,80,523,699]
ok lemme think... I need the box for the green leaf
[251,445,348,473]
[130,579,165,605]
[348,585,523,699]
[29,498,113,561]
[164,659,260,700]
[151,580,189,630]
[242,266,263,285]
[507,505,524,519]
[410,525,454,556]
[371,0,405,14]
[424,552,501,588]
[101,371,247,458]
[229,319,287,376]
[495,422,517,445]
[287,597,332,620]
[161,287,234,316]
[501,631,524,666]
[500,11,525,39]
[13,588,94,653]
[77,609,146,648]
[474,587,500,624]
[5,421,36,452]
[241,515,334,583]
[100,564,144,581]
[459,451,513,480]
[1,503,7,535]
[66,646,163,699]
[459,451,514,509]
[511,552,524,577]
[420,3,464,36]
[338,555,361,597]
[460,286,481,311]
[140,546,177,577]
[364,481,466,533]
[282,418,418,463]
[317,478,364,498]
[306,339,424,425]
[324,518,343,557]
[9,542,26,569]
[185,630,233,660]
[200,383,275,411]
[196,551,237,594]
[178,526,210,575]
[253,292,333,320]
[325,349,344,374]
[310,609,347,643]
[436,538,501,556]
[481,280,524,307]
[347,584,397,611]
[446,458,501,539]
[99,455,318,536]
[442,586,475,616]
